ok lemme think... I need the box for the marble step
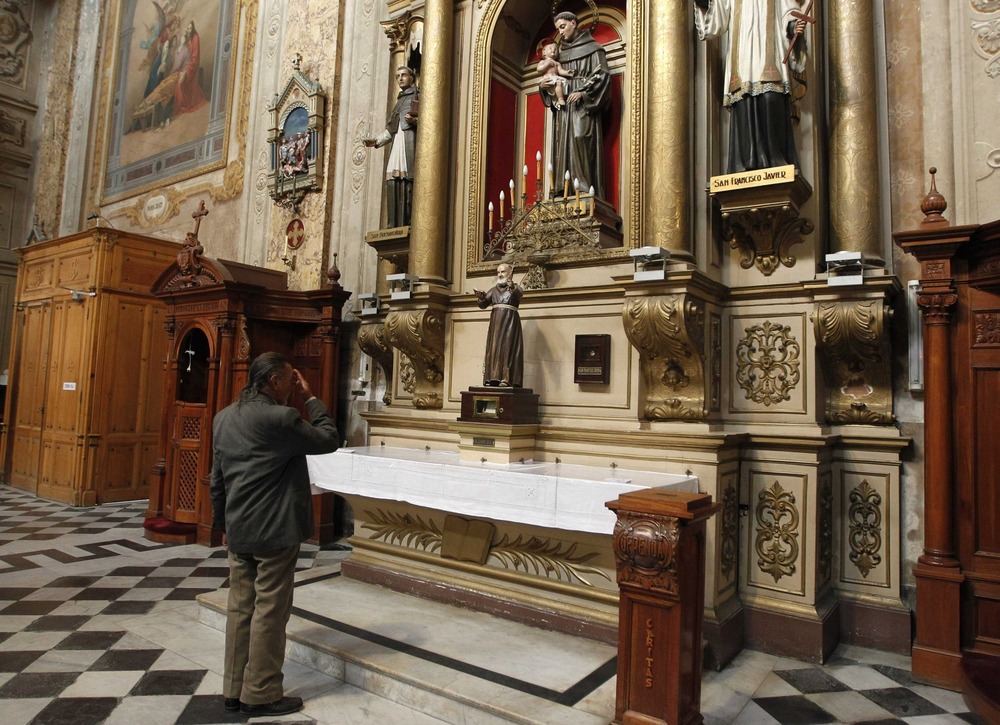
[197,564,618,725]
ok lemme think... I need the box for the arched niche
[176,326,211,404]
[468,0,629,273]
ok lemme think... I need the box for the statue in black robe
[539,12,612,201]
[475,264,524,388]
[364,67,419,228]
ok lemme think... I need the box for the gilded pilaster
[643,0,692,256]
[409,0,453,284]
[828,0,883,263]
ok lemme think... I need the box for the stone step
[197,564,618,725]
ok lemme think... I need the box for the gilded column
[643,0,692,257]
[409,0,453,284]
[828,0,884,264]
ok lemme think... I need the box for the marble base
[197,568,617,725]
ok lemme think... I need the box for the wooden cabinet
[895,215,1000,715]
[0,229,180,505]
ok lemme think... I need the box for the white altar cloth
[308,446,698,534]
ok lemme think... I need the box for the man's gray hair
[239,351,289,403]
[554,11,578,23]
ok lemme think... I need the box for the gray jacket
[210,394,339,553]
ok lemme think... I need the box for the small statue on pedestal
[474,263,523,388]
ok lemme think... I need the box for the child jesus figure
[536,43,575,109]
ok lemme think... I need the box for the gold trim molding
[622,294,707,420]
[755,481,799,584]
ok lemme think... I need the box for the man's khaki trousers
[224,543,299,704]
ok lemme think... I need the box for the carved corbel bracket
[622,294,707,420]
[384,307,445,409]
[814,299,895,425]
[357,317,394,405]
[713,175,814,276]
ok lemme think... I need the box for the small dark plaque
[575,334,611,384]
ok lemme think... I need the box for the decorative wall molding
[754,481,799,584]
[848,479,883,578]
[0,0,33,88]
[974,311,1000,344]
[720,482,738,581]
[735,321,801,407]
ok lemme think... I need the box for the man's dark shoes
[223,698,241,712]
[240,696,303,716]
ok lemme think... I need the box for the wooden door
[165,402,208,523]
[8,303,52,494]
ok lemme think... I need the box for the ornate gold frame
[465,0,641,276]
[91,0,259,228]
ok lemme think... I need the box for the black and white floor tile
[0,485,986,724]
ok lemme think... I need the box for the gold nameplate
[709,165,795,193]
[365,226,410,242]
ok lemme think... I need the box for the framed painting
[101,0,239,202]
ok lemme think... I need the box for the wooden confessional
[1,229,180,505]
[894,177,1000,719]
[143,223,350,546]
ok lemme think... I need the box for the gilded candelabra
[483,166,601,272]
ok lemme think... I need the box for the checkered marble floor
[0,484,986,724]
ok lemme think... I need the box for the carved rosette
[384,309,445,409]
[612,510,681,595]
[974,312,1000,345]
[754,481,799,583]
[725,207,813,276]
[848,479,883,578]
[814,299,894,425]
[622,294,707,420]
[357,319,394,405]
[735,321,801,406]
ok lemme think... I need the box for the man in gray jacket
[210,351,339,717]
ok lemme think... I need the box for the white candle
[488,201,494,229]
[563,170,570,199]
[535,150,542,180]
[499,190,505,219]
[589,186,596,216]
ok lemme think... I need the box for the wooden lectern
[143,208,350,545]
[606,488,719,725]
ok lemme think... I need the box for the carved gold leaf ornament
[848,480,883,577]
[361,511,609,586]
[622,295,707,420]
[754,481,799,583]
[362,510,443,552]
[357,321,394,404]
[735,322,801,406]
[384,309,445,408]
[489,534,611,585]
[814,300,894,425]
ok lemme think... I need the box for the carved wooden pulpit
[143,206,351,545]
[607,488,719,725]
